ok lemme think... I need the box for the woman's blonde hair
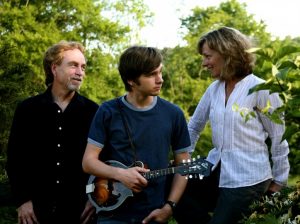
[198,27,255,81]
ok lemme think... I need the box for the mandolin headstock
[176,156,213,179]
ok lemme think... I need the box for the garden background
[0,0,299,223]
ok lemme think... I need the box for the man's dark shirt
[6,87,98,223]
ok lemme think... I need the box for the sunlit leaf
[272,64,279,77]
[261,100,271,113]
[246,47,261,53]
[232,103,239,111]
[295,55,300,67]
[254,48,274,60]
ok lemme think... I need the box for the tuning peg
[189,174,193,179]
[199,174,204,180]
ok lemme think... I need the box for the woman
[174,27,290,224]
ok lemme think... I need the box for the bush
[242,181,300,224]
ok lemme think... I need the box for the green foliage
[181,0,271,49]
[218,37,300,224]
[0,206,17,224]
[161,47,211,116]
[0,0,151,186]
[1,1,300,223]
[246,44,300,175]
[0,42,44,179]
[163,0,300,174]
[162,1,300,222]
[228,42,300,175]
[232,103,256,123]
[162,0,273,155]
[80,48,124,103]
[242,182,300,224]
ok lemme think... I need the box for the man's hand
[80,200,96,224]
[17,200,39,224]
[268,181,283,193]
[117,166,149,193]
[142,204,172,224]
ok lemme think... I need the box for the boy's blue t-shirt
[88,95,191,220]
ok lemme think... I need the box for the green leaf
[261,100,271,113]
[289,110,300,118]
[268,84,285,94]
[248,81,273,95]
[275,45,300,61]
[255,48,274,60]
[232,103,239,111]
[276,67,289,80]
[269,113,284,125]
[249,111,256,118]
[246,47,261,53]
[245,114,250,123]
[295,55,300,67]
[278,59,298,70]
[287,97,300,108]
[282,123,299,142]
[272,64,279,77]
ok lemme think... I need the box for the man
[6,41,98,224]
[82,46,191,224]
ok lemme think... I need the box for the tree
[181,0,271,51]
[0,0,151,179]
[161,0,272,155]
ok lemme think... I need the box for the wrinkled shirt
[188,74,290,188]
[6,87,98,221]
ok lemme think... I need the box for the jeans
[174,164,271,224]
[209,179,271,224]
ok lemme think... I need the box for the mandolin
[86,157,212,213]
